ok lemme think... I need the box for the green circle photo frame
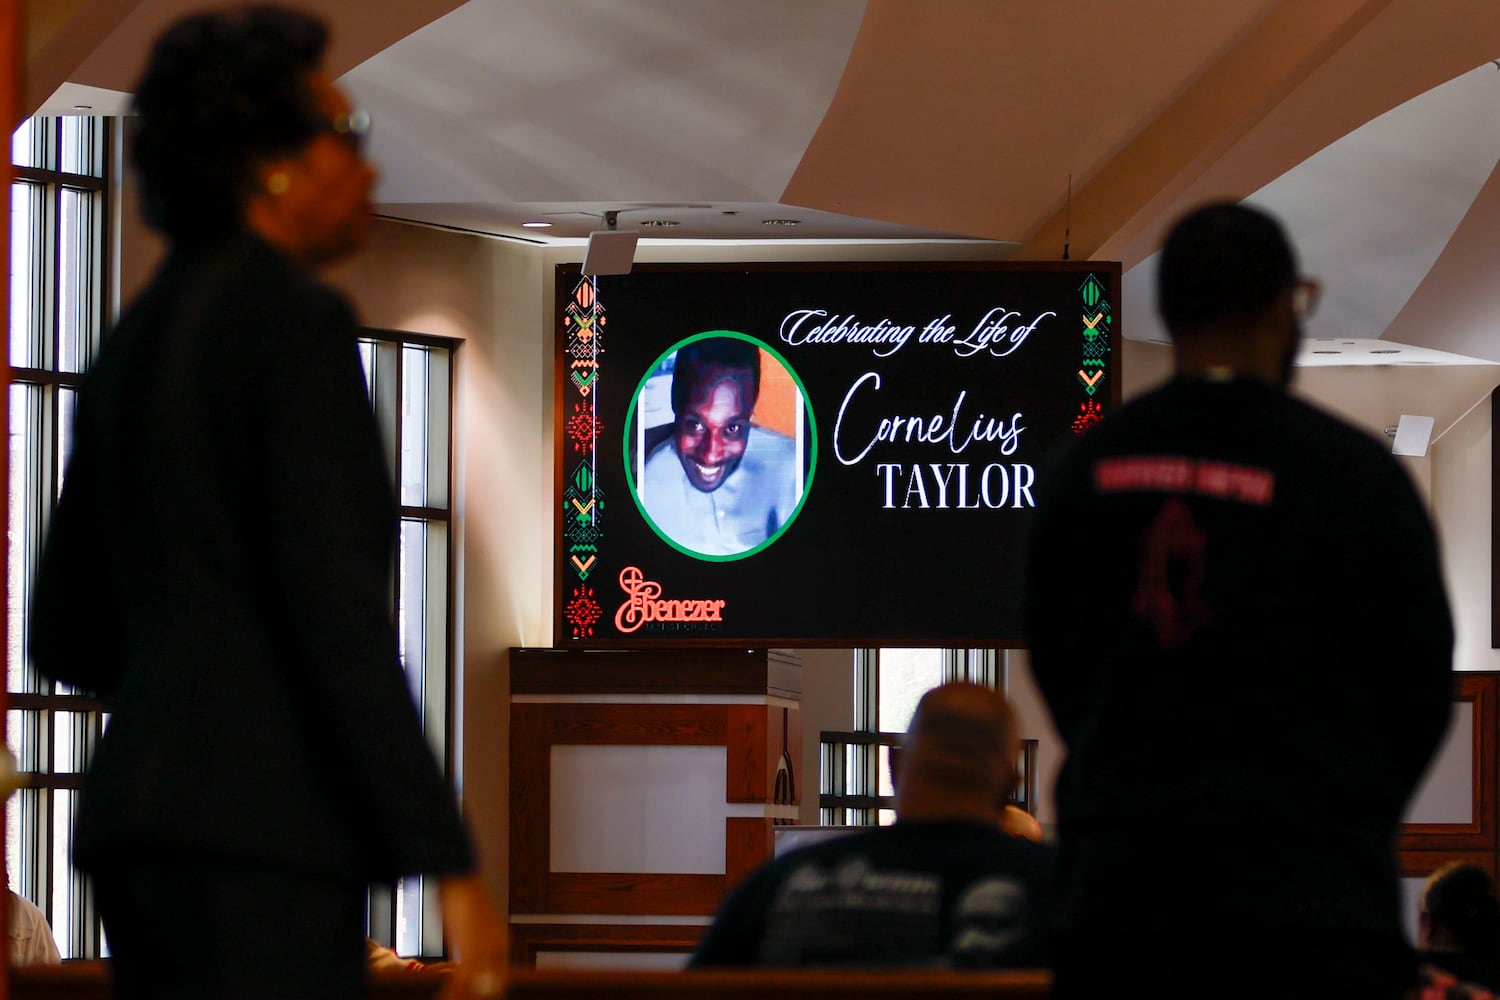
[624,330,817,562]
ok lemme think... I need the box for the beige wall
[321,221,550,909]
[115,211,1499,889]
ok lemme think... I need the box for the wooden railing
[819,731,1038,823]
[504,968,1054,999]
[11,962,1054,999]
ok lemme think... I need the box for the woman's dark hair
[130,4,330,242]
[1156,201,1298,337]
[1426,862,1500,952]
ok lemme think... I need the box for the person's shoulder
[1279,388,1389,449]
[144,233,355,335]
[748,424,797,456]
[7,890,43,921]
[887,820,1056,872]
[898,818,1051,851]
[1033,383,1163,477]
[641,439,684,491]
[737,827,887,884]
[1275,387,1433,509]
[643,437,675,466]
[210,232,355,323]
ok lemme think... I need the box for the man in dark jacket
[1023,201,1454,999]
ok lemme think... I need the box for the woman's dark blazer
[28,231,473,884]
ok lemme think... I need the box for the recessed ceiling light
[1370,349,1401,354]
[72,105,92,110]
[639,219,680,227]
[1311,350,1341,355]
[521,221,552,229]
[762,218,801,226]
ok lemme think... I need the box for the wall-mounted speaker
[1390,414,1435,457]
[582,230,639,277]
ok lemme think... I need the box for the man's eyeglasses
[1293,278,1321,321]
[320,109,371,154]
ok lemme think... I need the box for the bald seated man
[690,682,1056,968]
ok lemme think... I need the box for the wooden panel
[545,874,726,916]
[1400,672,1497,853]
[510,706,557,913]
[768,706,787,805]
[10,962,114,1000]
[10,962,1055,999]
[504,969,1055,999]
[1397,673,1500,896]
[726,817,772,890]
[548,704,728,746]
[726,704,769,802]
[786,706,803,807]
[511,646,802,698]
[1400,850,1498,880]
[7,963,451,999]
[510,660,801,925]
[511,701,783,916]
[510,923,705,966]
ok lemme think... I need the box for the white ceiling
[29,0,1500,370]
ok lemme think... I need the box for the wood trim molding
[1400,850,1497,881]
[509,923,704,966]
[540,873,725,916]
[510,647,803,699]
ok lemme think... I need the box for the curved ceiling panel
[1255,63,1500,347]
[1125,62,1500,350]
[1382,159,1500,363]
[347,0,866,206]
[782,0,1285,241]
[1085,0,1500,270]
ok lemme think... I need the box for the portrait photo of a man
[632,335,809,558]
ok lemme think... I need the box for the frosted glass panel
[550,744,726,874]
[1403,702,1473,826]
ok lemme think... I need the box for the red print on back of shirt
[1131,498,1213,650]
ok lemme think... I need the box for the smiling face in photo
[674,365,754,492]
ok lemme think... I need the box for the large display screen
[554,261,1121,647]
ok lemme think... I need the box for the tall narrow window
[358,329,456,960]
[6,116,110,958]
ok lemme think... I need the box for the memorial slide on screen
[554,261,1121,648]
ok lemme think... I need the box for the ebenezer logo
[614,566,727,634]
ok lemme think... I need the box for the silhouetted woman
[28,6,507,998]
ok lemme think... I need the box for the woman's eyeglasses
[321,109,371,154]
